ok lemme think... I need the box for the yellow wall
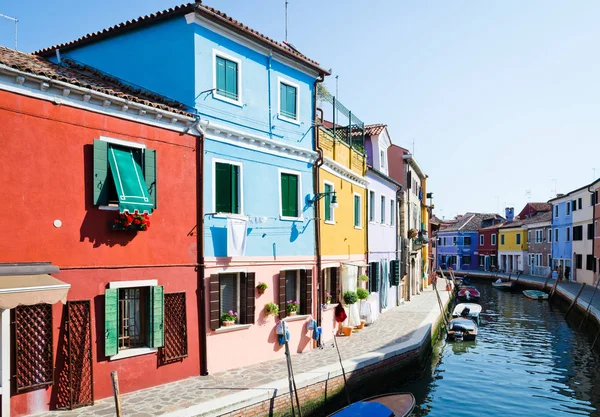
[498,228,527,251]
[421,178,429,281]
[318,128,367,257]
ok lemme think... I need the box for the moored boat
[452,303,482,323]
[448,317,478,341]
[329,392,416,417]
[492,279,515,290]
[523,289,548,300]
[457,286,480,301]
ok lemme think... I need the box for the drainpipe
[396,187,403,305]
[267,52,273,138]
[313,75,325,342]
[195,123,208,376]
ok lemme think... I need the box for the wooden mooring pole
[565,283,587,318]
[542,271,552,291]
[549,274,561,302]
[111,371,122,417]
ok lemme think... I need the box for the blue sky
[1,1,599,220]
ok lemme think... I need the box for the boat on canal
[448,317,478,341]
[492,278,516,290]
[329,392,416,417]
[452,303,482,323]
[457,286,480,301]
[523,289,549,300]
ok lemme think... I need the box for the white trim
[323,180,335,225]
[282,314,310,322]
[279,265,308,271]
[0,309,9,417]
[99,205,120,211]
[186,13,321,78]
[211,157,244,215]
[100,135,146,149]
[353,192,363,229]
[0,283,70,294]
[322,159,368,188]
[109,279,158,289]
[209,268,248,274]
[214,323,252,334]
[277,76,300,125]
[110,347,158,361]
[278,168,303,221]
[212,49,243,107]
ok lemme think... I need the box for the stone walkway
[32,286,449,417]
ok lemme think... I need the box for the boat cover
[452,303,482,317]
[450,318,477,331]
[332,401,394,417]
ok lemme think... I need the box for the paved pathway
[32,286,449,417]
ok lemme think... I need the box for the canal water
[399,281,600,416]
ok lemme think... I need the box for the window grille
[160,293,188,363]
[119,288,147,349]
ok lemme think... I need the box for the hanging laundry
[334,303,347,323]
[227,217,247,256]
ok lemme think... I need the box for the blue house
[37,3,330,372]
[436,213,496,271]
[550,194,575,280]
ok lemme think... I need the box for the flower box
[222,320,235,327]
[111,211,151,231]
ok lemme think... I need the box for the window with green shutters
[104,285,164,357]
[279,81,298,121]
[280,172,300,218]
[215,55,240,102]
[215,161,241,214]
[324,182,334,223]
[354,194,362,228]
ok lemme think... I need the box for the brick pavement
[31,286,450,417]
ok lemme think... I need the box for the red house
[0,47,202,416]
[478,215,505,271]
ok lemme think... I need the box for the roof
[548,179,600,202]
[0,46,192,116]
[364,124,387,137]
[438,212,497,233]
[528,202,552,212]
[523,211,552,226]
[34,2,329,75]
[479,222,506,231]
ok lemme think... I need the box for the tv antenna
[525,189,531,203]
[551,179,557,198]
[284,0,288,42]
[0,13,18,50]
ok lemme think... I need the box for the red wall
[387,145,408,187]
[0,90,200,415]
[478,229,499,255]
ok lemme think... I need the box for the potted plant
[286,300,299,316]
[111,210,151,231]
[256,282,268,295]
[264,302,279,316]
[408,228,418,239]
[221,310,238,327]
[342,291,358,306]
[359,274,369,283]
[356,288,369,329]
[325,292,332,305]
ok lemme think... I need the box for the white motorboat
[452,303,482,323]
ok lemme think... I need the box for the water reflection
[393,282,600,416]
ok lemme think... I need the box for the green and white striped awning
[108,146,154,214]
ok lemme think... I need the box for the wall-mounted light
[312,191,338,208]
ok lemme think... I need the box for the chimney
[505,207,514,222]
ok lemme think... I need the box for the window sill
[99,205,120,211]
[354,226,363,230]
[280,215,304,222]
[277,113,301,126]
[110,347,158,361]
[324,220,335,225]
[213,93,243,107]
[214,323,252,334]
[212,212,248,220]
[321,303,338,311]
[282,314,310,322]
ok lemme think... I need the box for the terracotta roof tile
[34,2,328,75]
[364,124,386,137]
[0,46,193,116]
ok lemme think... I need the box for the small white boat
[452,303,482,323]
[523,290,548,300]
[448,317,478,341]
[492,278,515,290]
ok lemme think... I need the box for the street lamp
[312,191,338,208]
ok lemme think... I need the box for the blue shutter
[280,83,287,116]
[286,85,297,119]
[216,57,226,95]
[225,59,238,99]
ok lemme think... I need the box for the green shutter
[390,260,400,286]
[280,83,287,116]
[286,85,297,119]
[215,162,232,213]
[281,173,298,218]
[144,148,157,210]
[93,139,109,206]
[324,183,332,222]
[281,173,289,216]
[104,288,118,357]
[149,286,164,348]
[354,195,360,227]
[225,59,238,99]
[216,57,226,96]
[231,165,239,214]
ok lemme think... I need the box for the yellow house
[421,177,430,288]
[498,222,528,273]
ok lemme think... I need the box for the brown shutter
[209,274,220,330]
[331,268,339,303]
[245,272,256,325]
[300,269,313,316]
[239,274,247,324]
[279,271,286,319]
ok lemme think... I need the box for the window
[214,161,242,214]
[280,171,301,219]
[323,267,339,304]
[596,221,598,237]
[592,194,595,206]
[516,234,521,245]
[443,237,447,246]
[555,205,559,217]
[354,193,362,228]
[578,198,582,210]
[555,228,559,242]
[279,269,312,317]
[548,229,552,243]
[161,292,189,363]
[587,255,595,271]
[209,273,255,330]
[569,201,574,214]
[492,234,497,245]
[453,237,457,245]
[324,182,335,223]
[596,191,599,205]
[478,255,484,266]
[390,200,395,226]
[461,255,471,265]
[576,254,583,269]
[380,150,386,169]
[528,231,532,243]
[105,283,164,357]
[573,225,583,241]
[214,52,241,104]
[93,138,156,213]
[588,223,594,240]
[501,234,505,245]
[548,254,552,266]
[566,227,571,241]
[480,235,484,246]
[369,191,375,222]
[279,79,299,122]
[464,236,471,246]
[381,196,386,224]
